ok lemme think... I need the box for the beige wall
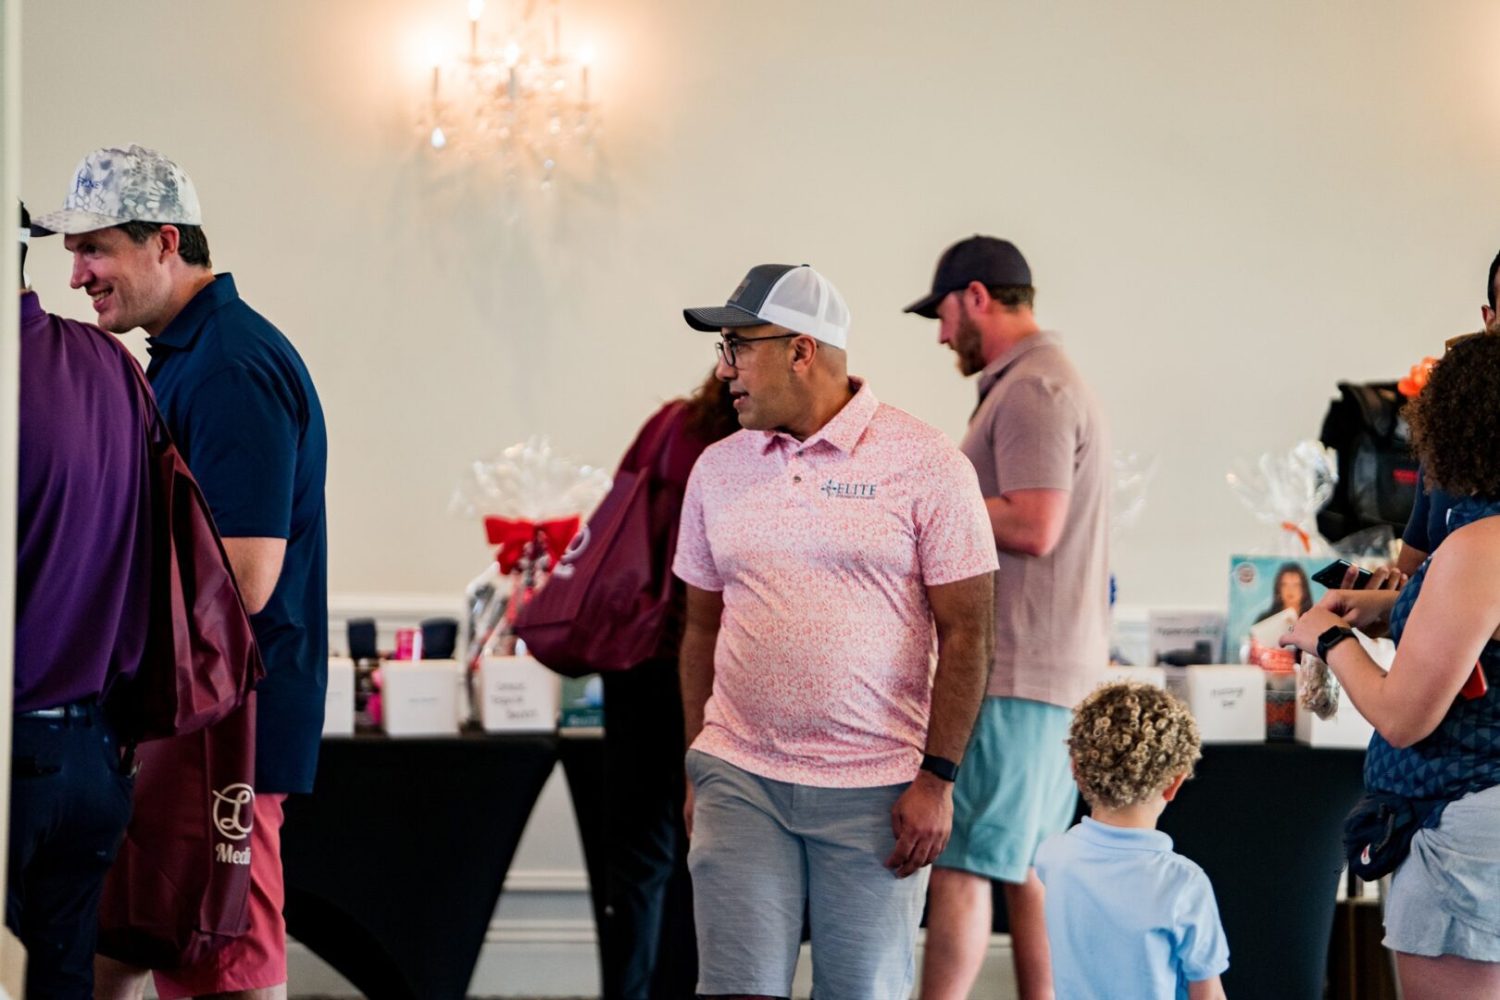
[20,0,1500,608]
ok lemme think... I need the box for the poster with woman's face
[1225,556,1330,663]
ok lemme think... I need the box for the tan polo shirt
[962,331,1110,708]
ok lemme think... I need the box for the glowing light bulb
[467,0,485,21]
[430,126,448,149]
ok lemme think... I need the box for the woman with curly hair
[1033,681,1228,1000]
[1283,333,1500,999]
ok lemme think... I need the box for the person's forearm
[986,496,1047,556]
[925,626,994,762]
[678,625,717,747]
[1396,542,1428,577]
[984,494,1064,557]
[1325,639,1444,748]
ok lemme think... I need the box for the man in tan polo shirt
[905,236,1110,1000]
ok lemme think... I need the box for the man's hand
[884,771,953,878]
[683,778,695,840]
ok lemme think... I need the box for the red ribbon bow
[484,515,581,574]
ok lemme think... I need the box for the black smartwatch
[1316,625,1357,663]
[920,754,960,782]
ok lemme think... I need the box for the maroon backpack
[514,401,696,676]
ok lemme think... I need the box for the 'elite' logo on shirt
[820,479,877,500]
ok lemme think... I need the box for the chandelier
[421,0,598,189]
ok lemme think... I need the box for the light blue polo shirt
[1035,817,1229,1000]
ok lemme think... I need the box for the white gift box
[324,656,355,737]
[480,655,560,733]
[1294,632,1385,749]
[381,658,462,737]
[1101,663,1168,689]
[1294,695,1375,749]
[1164,665,1267,743]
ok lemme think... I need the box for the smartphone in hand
[1312,559,1373,591]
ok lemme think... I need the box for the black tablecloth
[1161,743,1366,1000]
[987,742,1366,1000]
[281,733,562,1000]
[284,736,1364,1000]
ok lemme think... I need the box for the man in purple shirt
[11,201,154,999]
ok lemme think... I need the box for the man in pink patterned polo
[673,263,998,999]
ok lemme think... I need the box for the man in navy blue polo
[33,145,328,1000]
[13,202,153,999]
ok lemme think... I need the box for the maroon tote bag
[96,357,264,966]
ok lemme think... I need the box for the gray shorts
[685,750,929,999]
[1384,782,1500,961]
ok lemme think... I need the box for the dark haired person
[1284,333,1500,999]
[905,237,1110,1000]
[1259,562,1313,621]
[597,371,737,999]
[32,146,327,1000]
[11,201,153,998]
[1397,249,1500,576]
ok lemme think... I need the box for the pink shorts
[153,793,289,999]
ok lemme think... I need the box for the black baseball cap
[903,235,1032,318]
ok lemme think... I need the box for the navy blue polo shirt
[1403,467,1457,555]
[146,274,328,794]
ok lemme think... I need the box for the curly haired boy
[1035,681,1230,1000]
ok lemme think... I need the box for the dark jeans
[600,660,697,1000]
[7,705,134,1000]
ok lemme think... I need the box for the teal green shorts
[937,696,1077,884]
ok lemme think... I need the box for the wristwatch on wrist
[1316,625,1357,663]
[920,754,960,782]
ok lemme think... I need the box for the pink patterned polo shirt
[673,379,998,788]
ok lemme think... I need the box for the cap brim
[683,305,767,331]
[27,208,124,237]
[902,291,945,319]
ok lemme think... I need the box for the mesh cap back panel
[757,266,851,348]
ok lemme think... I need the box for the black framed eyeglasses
[715,332,799,368]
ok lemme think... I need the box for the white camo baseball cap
[684,264,852,349]
[30,144,202,237]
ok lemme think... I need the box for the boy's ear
[1161,772,1189,803]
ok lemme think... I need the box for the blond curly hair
[1069,681,1202,810]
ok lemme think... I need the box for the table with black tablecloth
[280,732,603,1000]
[987,742,1367,1000]
[283,735,1363,1000]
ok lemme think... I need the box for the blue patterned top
[1365,497,1500,801]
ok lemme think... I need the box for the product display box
[1294,695,1375,749]
[1224,555,1333,664]
[479,655,560,733]
[324,656,356,737]
[1163,665,1267,743]
[380,658,462,737]
[1294,632,1387,749]
[1148,610,1226,666]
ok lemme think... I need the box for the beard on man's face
[952,314,987,376]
